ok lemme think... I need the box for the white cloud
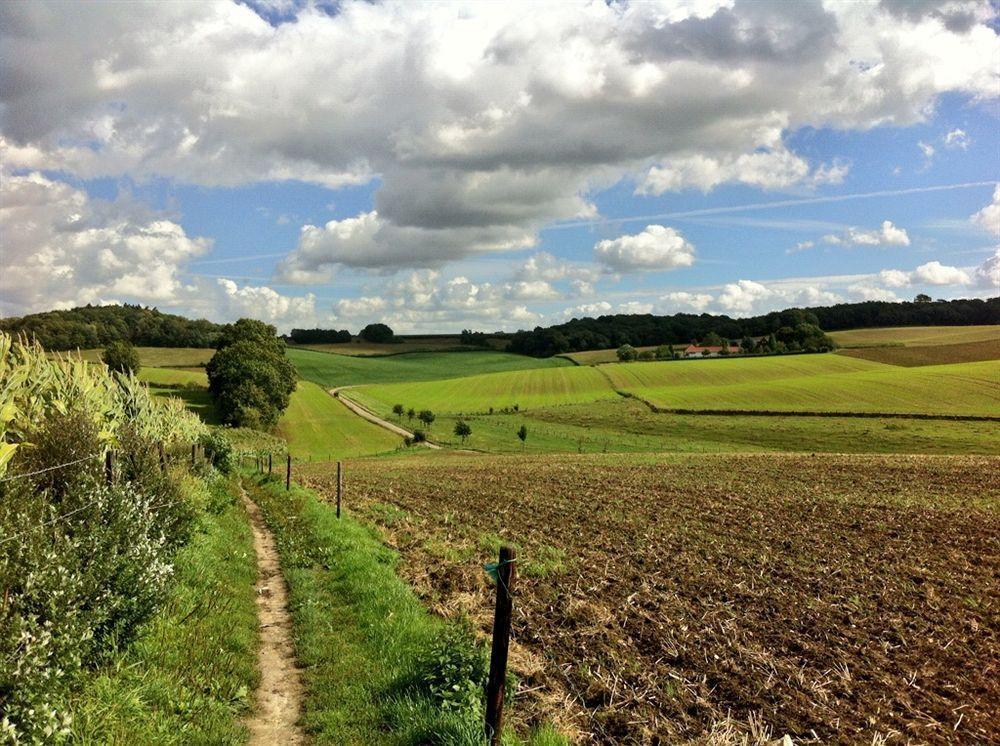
[848,283,899,301]
[594,225,695,272]
[2,0,997,272]
[505,280,562,301]
[789,240,815,253]
[918,141,936,159]
[822,220,911,247]
[971,185,1000,235]
[514,252,601,284]
[944,128,971,149]
[638,147,847,195]
[561,301,613,319]
[0,171,210,313]
[662,291,714,312]
[972,248,1000,290]
[879,268,913,287]
[716,280,775,314]
[616,301,655,315]
[912,261,971,285]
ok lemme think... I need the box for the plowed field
[300,453,1000,744]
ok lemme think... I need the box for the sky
[1,0,998,333]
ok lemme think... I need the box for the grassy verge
[243,473,565,745]
[66,476,258,744]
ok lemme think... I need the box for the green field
[348,364,617,416]
[62,346,215,367]
[288,347,573,388]
[829,324,1000,348]
[613,359,999,416]
[139,366,220,424]
[277,380,403,461]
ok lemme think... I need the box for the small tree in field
[407,407,415,423]
[616,344,637,362]
[454,420,472,444]
[392,403,404,421]
[517,424,527,451]
[102,340,140,376]
[418,410,435,429]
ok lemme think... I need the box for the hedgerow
[0,334,212,742]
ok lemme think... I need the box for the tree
[359,323,395,343]
[216,318,284,356]
[418,409,435,429]
[101,340,140,376]
[616,344,638,362]
[517,424,527,451]
[702,331,724,347]
[654,344,673,360]
[392,403,405,421]
[454,420,472,444]
[407,407,415,423]
[915,293,932,303]
[637,349,655,361]
[206,322,297,429]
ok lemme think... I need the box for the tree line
[504,297,998,357]
[0,303,226,350]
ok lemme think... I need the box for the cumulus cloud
[971,185,1000,235]
[848,283,899,301]
[972,248,1000,289]
[912,261,971,285]
[2,0,997,274]
[879,268,913,287]
[662,291,714,312]
[594,225,695,272]
[0,171,210,313]
[822,220,911,247]
[789,240,815,253]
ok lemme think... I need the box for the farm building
[683,344,742,357]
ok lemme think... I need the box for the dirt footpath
[241,490,306,745]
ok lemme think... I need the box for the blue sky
[2,1,998,331]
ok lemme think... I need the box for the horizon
[2,1,999,334]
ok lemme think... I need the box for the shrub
[453,420,472,444]
[411,429,427,443]
[199,430,235,474]
[416,624,489,714]
[616,344,637,362]
[102,340,140,376]
[359,323,395,343]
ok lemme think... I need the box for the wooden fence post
[485,545,516,745]
[285,454,291,491]
[105,450,114,485]
[157,442,166,473]
[268,453,273,475]
[336,460,343,518]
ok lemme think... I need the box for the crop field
[276,380,403,460]
[609,359,1000,416]
[837,338,1000,367]
[347,365,617,415]
[288,347,572,388]
[61,346,215,367]
[299,452,1000,744]
[421,399,1000,455]
[828,324,1000,348]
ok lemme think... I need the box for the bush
[102,340,140,376]
[359,323,395,343]
[616,344,637,362]
[199,430,235,474]
[411,429,427,443]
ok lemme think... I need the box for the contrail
[187,252,289,266]
[545,181,998,230]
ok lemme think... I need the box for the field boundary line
[328,387,442,448]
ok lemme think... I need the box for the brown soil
[300,452,1000,744]
[241,489,306,745]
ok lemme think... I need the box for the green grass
[139,367,220,424]
[244,474,566,745]
[60,347,215,367]
[288,348,572,388]
[412,398,1000,455]
[67,479,258,744]
[837,338,1000,367]
[349,365,617,416]
[277,380,403,461]
[611,359,999,416]
[828,325,1000,348]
